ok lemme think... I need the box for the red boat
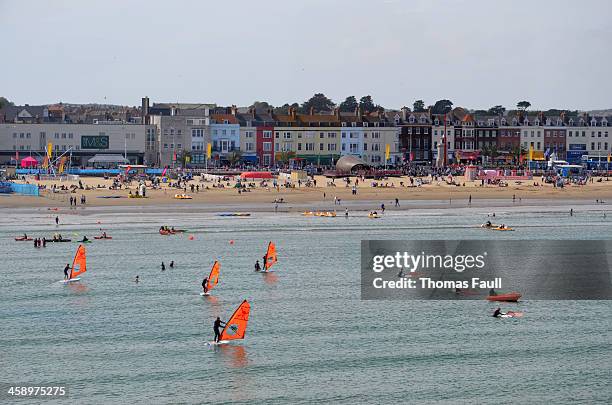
[15,237,33,241]
[487,292,522,302]
[159,229,174,235]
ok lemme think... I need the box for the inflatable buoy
[97,221,101,224]
[229,240,234,245]
[189,235,194,240]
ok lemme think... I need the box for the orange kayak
[487,292,522,302]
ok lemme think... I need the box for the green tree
[250,101,273,111]
[431,99,453,114]
[0,96,14,109]
[517,101,531,111]
[481,144,499,165]
[359,95,376,112]
[226,150,242,167]
[510,145,527,164]
[301,93,335,113]
[339,96,358,112]
[488,105,506,115]
[413,100,426,112]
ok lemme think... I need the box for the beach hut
[20,156,38,168]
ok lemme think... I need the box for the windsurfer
[63,263,71,280]
[262,255,267,271]
[214,317,226,342]
[202,277,208,294]
[254,260,261,272]
[135,275,139,283]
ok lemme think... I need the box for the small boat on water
[200,261,220,296]
[94,235,112,240]
[262,241,278,272]
[219,213,251,217]
[368,212,381,219]
[15,236,33,241]
[60,244,87,284]
[174,194,193,199]
[209,300,251,345]
[48,238,72,242]
[492,226,514,231]
[487,292,522,302]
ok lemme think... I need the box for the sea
[1,201,611,404]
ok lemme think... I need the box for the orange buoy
[189,235,195,240]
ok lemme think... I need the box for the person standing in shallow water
[161,262,166,271]
[55,216,59,225]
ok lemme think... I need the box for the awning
[241,155,259,162]
[88,154,129,164]
[240,171,273,179]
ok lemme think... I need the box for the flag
[207,143,212,159]
[172,152,177,162]
[47,142,53,160]
[59,156,67,173]
[529,144,534,161]
[385,144,390,160]
[42,156,48,169]
[608,153,611,163]
[409,151,414,162]
[161,167,168,177]
[544,148,550,159]
[125,165,132,175]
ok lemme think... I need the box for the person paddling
[254,260,261,272]
[202,277,209,294]
[134,275,140,283]
[214,316,226,343]
[64,263,71,280]
[493,307,502,318]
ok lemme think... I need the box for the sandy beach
[2,174,612,211]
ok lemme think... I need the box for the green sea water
[1,204,611,404]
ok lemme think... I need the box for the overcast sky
[1,0,610,110]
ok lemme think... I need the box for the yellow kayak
[492,227,514,231]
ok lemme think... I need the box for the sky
[1,0,611,111]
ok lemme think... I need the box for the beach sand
[2,175,612,211]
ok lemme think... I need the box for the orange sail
[70,245,87,279]
[220,300,251,341]
[207,261,220,291]
[264,241,277,270]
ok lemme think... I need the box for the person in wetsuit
[214,317,226,342]
[202,277,208,294]
[169,260,174,268]
[489,288,497,296]
[254,260,261,272]
[262,255,268,271]
[64,264,71,280]
[82,236,89,242]
[161,262,166,271]
[493,307,502,318]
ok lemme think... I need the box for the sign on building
[81,136,110,149]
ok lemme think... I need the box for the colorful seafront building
[0,99,610,168]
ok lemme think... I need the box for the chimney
[309,106,314,115]
[141,97,150,123]
[290,107,296,119]
[231,105,237,116]
[401,106,409,121]
[334,107,340,120]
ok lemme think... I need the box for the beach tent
[240,171,273,179]
[20,156,38,168]
[335,155,370,173]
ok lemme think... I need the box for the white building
[0,122,154,166]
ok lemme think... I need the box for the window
[263,131,272,139]
[306,143,314,151]
[341,144,346,151]
[328,144,337,151]
[222,130,227,135]
[319,143,324,151]
[298,143,302,151]
[363,143,368,151]
[19,133,24,138]
[263,142,272,152]
[591,142,595,150]
[275,143,280,151]
[320,133,324,139]
[328,132,336,138]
